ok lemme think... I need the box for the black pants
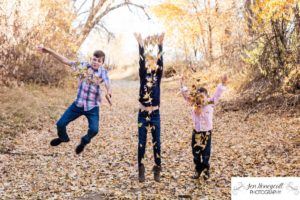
[138,110,161,166]
[191,129,212,172]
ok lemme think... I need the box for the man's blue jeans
[138,109,161,166]
[56,102,99,145]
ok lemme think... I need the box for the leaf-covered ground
[0,80,299,199]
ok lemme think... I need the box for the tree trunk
[76,0,106,46]
[295,4,300,63]
[271,19,285,82]
[206,0,213,67]
[244,0,255,36]
[208,23,213,67]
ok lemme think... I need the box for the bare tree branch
[77,0,149,45]
[91,0,106,16]
[95,22,115,42]
[91,0,96,10]
[77,10,90,17]
[92,1,150,28]
[81,0,106,35]
[76,0,89,13]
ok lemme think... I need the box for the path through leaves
[0,80,299,199]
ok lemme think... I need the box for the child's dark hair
[93,50,105,62]
[197,87,208,95]
[189,85,208,109]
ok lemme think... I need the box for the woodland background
[0,0,299,199]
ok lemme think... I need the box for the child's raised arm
[157,33,164,68]
[134,33,143,47]
[37,45,74,66]
[134,33,146,73]
[180,76,192,104]
[210,75,227,104]
[134,33,144,58]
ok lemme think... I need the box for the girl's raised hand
[221,74,228,85]
[180,74,186,87]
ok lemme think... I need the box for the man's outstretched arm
[134,32,143,47]
[37,45,74,66]
[134,33,145,59]
[157,33,165,68]
[134,33,146,74]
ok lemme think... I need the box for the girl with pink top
[180,75,228,180]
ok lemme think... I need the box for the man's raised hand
[134,33,143,46]
[158,33,165,45]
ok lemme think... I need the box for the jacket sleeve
[157,45,163,77]
[209,83,226,104]
[139,45,146,77]
[157,45,163,69]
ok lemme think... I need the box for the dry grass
[0,81,76,152]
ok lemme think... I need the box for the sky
[75,0,166,66]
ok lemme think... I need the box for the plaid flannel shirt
[70,61,110,111]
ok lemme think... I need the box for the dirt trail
[0,80,299,199]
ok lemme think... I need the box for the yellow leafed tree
[244,0,300,93]
[0,0,78,86]
[152,0,247,69]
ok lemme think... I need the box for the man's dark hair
[93,50,105,62]
[197,87,208,95]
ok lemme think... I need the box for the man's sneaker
[75,143,86,154]
[192,170,201,179]
[203,168,210,180]
[50,138,63,146]
[153,165,161,182]
[138,164,145,182]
